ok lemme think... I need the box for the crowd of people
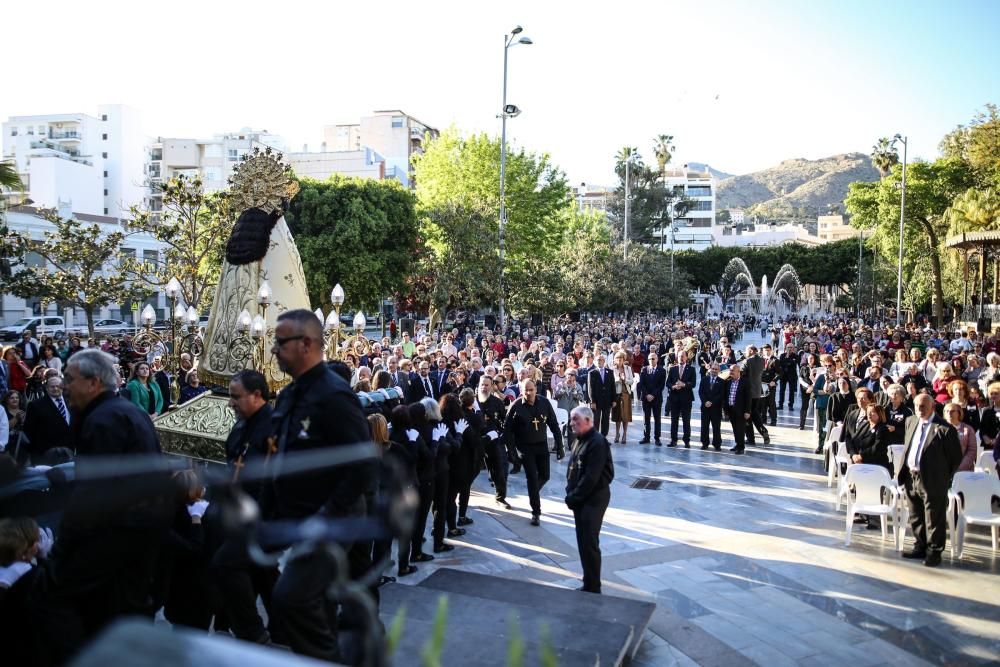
[1,308,997,664]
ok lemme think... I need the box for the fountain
[712,259,810,317]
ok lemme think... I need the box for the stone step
[381,582,633,666]
[417,568,656,660]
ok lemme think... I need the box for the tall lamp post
[623,153,636,261]
[498,24,532,329]
[893,134,908,326]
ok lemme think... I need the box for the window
[102,133,108,140]
[104,208,109,215]
[143,249,159,269]
[102,152,108,159]
[104,170,108,177]
[101,114,108,121]
[104,189,109,196]
[38,125,45,135]
[203,167,221,182]
[204,144,222,158]
[686,186,712,197]
[227,149,238,161]
[391,116,404,128]
[9,128,16,136]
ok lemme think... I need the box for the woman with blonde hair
[611,350,634,443]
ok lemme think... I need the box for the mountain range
[712,153,880,222]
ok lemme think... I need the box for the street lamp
[498,24,533,329]
[892,134,908,326]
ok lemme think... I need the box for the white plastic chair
[976,450,998,479]
[554,407,569,431]
[825,424,843,487]
[843,464,901,548]
[888,445,906,481]
[947,471,1000,559]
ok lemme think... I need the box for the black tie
[425,378,432,396]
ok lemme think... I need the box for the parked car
[0,316,66,341]
[89,318,133,336]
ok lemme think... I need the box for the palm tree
[870,137,899,179]
[652,134,675,177]
[0,160,22,191]
[614,146,643,182]
[946,187,1000,235]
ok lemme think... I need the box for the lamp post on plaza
[315,283,346,360]
[623,151,638,262]
[892,134,908,326]
[498,24,532,329]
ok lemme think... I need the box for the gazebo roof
[945,231,1000,251]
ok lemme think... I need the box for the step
[381,582,633,666]
[418,568,656,660]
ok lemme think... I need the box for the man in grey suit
[741,345,770,445]
[387,356,411,398]
[899,394,962,567]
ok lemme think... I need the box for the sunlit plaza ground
[404,333,1000,667]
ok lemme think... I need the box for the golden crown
[227,145,299,214]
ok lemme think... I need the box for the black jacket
[899,415,962,494]
[565,428,614,509]
[408,373,435,404]
[847,423,891,473]
[826,392,857,425]
[587,366,616,408]
[224,403,274,501]
[777,352,799,380]
[637,366,665,402]
[741,355,765,399]
[503,396,563,451]
[723,377,752,418]
[666,363,696,404]
[699,373,727,408]
[23,394,75,459]
[270,361,374,519]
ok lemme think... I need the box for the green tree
[846,158,973,325]
[0,160,21,191]
[653,135,675,175]
[412,127,569,312]
[939,104,1000,188]
[2,209,148,334]
[871,137,900,179]
[123,175,232,313]
[945,187,1000,235]
[285,176,419,312]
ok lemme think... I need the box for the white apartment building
[285,146,387,182]
[1,204,166,327]
[652,164,717,253]
[146,129,285,210]
[324,110,438,188]
[569,183,612,215]
[713,223,821,248]
[2,105,147,218]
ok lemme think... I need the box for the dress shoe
[901,549,927,560]
[412,553,435,562]
[496,497,511,509]
[814,446,824,454]
[798,426,805,430]
[684,442,690,448]
[447,528,466,537]
[614,434,620,443]
[433,543,455,553]
[639,437,650,444]
[655,440,662,446]
[763,434,770,445]
[733,448,745,455]
[530,515,540,526]
[769,422,776,427]
[457,516,474,526]
[777,406,783,411]
[378,575,397,586]
[729,446,745,454]
[701,444,709,450]
[398,565,418,577]
[714,445,721,451]
[924,552,942,567]
[667,441,678,447]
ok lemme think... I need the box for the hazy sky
[3,0,998,184]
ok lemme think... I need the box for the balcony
[49,130,82,141]
[410,127,425,141]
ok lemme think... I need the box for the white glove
[406,429,419,442]
[432,424,449,442]
[36,527,54,558]
[0,562,32,588]
[455,418,469,435]
[378,389,391,400]
[187,499,210,518]
[486,430,499,441]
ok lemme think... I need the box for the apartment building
[324,110,438,187]
[2,104,147,217]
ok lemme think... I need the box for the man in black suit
[665,350,696,447]
[741,345,770,445]
[23,374,74,461]
[638,352,666,445]
[387,356,411,397]
[408,360,435,403]
[699,362,725,450]
[724,364,753,454]
[759,345,779,427]
[587,354,615,437]
[431,356,455,397]
[899,394,962,567]
[777,344,799,410]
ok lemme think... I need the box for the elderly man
[23,374,75,461]
[899,393,962,567]
[565,406,614,594]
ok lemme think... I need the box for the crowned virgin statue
[198,147,310,391]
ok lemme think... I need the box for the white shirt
[0,407,8,450]
[906,418,932,470]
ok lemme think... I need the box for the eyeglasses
[273,335,305,347]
